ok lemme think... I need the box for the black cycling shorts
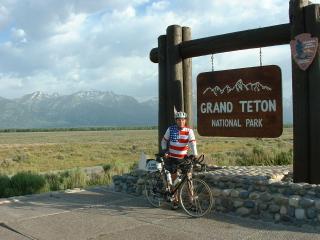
[164,157,185,174]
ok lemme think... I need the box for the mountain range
[0,90,293,129]
[0,91,158,128]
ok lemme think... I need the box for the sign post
[197,65,283,137]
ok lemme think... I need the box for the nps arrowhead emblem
[290,33,318,71]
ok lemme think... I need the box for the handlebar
[183,154,204,164]
[155,153,207,171]
[184,154,208,172]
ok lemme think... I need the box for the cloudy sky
[0,0,319,100]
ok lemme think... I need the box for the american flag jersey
[161,125,197,159]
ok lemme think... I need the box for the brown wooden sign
[197,65,283,137]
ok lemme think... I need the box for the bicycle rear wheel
[179,178,213,217]
[144,172,166,207]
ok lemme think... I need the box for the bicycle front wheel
[179,178,213,217]
[144,172,166,208]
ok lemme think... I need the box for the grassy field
[0,128,293,176]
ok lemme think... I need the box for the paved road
[0,187,319,240]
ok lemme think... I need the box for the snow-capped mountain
[203,79,272,96]
[0,89,293,129]
[18,91,59,101]
[0,91,157,128]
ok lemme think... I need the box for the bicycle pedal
[166,197,174,202]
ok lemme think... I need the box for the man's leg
[170,172,179,209]
[187,172,196,211]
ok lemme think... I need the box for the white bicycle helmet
[175,111,187,119]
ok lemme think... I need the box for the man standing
[161,111,198,209]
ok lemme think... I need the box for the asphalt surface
[0,187,319,240]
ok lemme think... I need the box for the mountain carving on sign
[202,79,272,95]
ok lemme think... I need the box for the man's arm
[161,127,170,152]
[188,129,198,156]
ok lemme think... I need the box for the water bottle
[173,173,182,186]
[165,170,172,185]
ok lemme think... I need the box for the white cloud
[1,0,319,101]
[0,5,9,30]
[49,13,86,45]
[112,6,136,19]
[150,1,170,11]
[0,73,23,89]
[10,28,27,43]
[54,13,87,34]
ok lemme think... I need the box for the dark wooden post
[305,4,320,183]
[290,0,310,183]
[158,35,167,152]
[166,25,183,125]
[182,27,193,128]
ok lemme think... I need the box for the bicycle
[144,154,213,217]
